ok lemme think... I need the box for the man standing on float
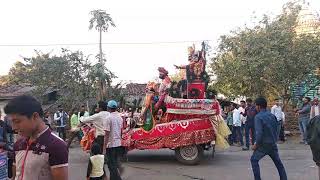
[155,67,171,114]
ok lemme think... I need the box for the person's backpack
[307,115,320,146]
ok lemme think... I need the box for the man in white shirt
[271,98,285,142]
[78,105,90,119]
[104,100,123,180]
[80,101,110,153]
[239,100,247,135]
[310,98,320,119]
[231,103,243,146]
[54,106,69,141]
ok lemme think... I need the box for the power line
[0,40,214,47]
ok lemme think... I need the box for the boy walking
[86,143,106,180]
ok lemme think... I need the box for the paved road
[69,141,318,180]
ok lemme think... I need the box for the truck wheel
[175,145,204,165]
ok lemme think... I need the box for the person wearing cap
[104,100,123,180]
[79,101,110,153]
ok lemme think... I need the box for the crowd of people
[224,98,285,151]
[0,93,319,180]
[223,96,320,180]
[223,97,320,148]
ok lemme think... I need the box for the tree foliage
[89,10,116,32]
[5,50,95,107]
[4,49,124,109]
[210,2,320,105]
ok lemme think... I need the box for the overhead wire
[0,40,214,47]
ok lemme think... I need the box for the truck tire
[175,145,204,165]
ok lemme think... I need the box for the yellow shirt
[89,155,104,177]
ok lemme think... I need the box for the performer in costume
[174,42,209,89]
[155,67,171,112]
[139,82,158,131]
[177,69,188,99]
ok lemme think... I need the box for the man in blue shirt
[250,97,287,180]
[296,97,311,144]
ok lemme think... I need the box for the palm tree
[89,9,116,100]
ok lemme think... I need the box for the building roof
[122,83,147,97]
[295,2,320,35]
[0,84,35,100]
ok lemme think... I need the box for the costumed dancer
[174,44,205,71]
[139,82,158,131]
[174,42,209,90]
[155,67,171,113]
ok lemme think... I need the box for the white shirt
[78,111,90,119]
[233,109,241,127]
[310,105,320,119]
[238,107,246,124]
[104,112,123,148]
[80,111,110,137]
[314,105,320,116]
[271,105,283,121]
[53,111,69,127]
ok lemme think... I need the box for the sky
[0,0,319,84]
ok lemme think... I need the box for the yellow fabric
[210,115,231,150]
[217,116,232,137]
[89,155,104,178]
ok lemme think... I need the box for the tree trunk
[99,27,103,64]
[97,27,106,101]
[282,86,291,112]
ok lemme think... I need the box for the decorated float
[122,42,230,165]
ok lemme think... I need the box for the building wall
[124,95,144,108]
